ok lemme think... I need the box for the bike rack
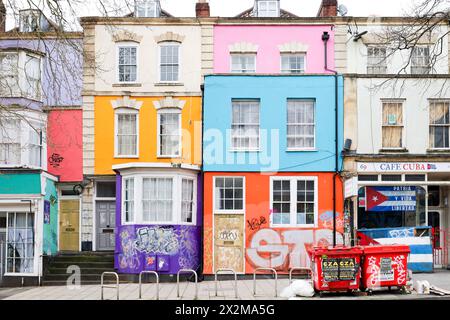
[101,272,119,300]
[138,271,159,300]
[177,269,198,299]
[289,267,312,284]
[253,268,278,297]
[214,269,238,298]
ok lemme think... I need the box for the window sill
[286,148,317,152]
[427,148,450,153]
[229,149,261,153]
[270,224,316,229]
[214,211,245,215]
[155,82,184,87]
[114,156,139,159]
[379,148,409,153]
[112,83,142,88]
[157,155,182,159]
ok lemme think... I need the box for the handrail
[214,268,238,298]
[253,267,278,297]
[138,271,159,300]
[177,269,198,299]
[289,267,312,284]
[101,272,119,300]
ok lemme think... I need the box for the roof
[235,8,298,18]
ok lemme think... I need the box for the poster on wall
[366,186,416,212]
[44,200,51,224]
[322,258,357,282]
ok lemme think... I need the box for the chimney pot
[196,0,210,18]
[0,0,6,33]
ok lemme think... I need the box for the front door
[428,211,444,268]
[96,201,116,251]
[59,200,80,251]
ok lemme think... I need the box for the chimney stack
[196,0,210,18]
[0,0,6,33]
[317,0,338,17]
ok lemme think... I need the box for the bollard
[138,271,159,300]
[253,267,278,297]
[214,269,238,298]
[176,269,198,299]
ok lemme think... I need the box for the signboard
[344,177,358,198]
[322,258,357,282]
[366,186,416,212]
[380,257,394,281]
[357,162,450,173]
[44,200,51,224]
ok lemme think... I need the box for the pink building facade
[213,25,335,74]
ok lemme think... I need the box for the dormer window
[135,0,161,17]
[19,10,41,32]
[255,0,280,17]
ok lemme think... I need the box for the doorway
[428,210,446,268]
[59,199,80,251]
[96,201,116,251]
[0,212,6,283]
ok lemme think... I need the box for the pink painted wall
[47,109,83,182]
[214,25,335,74]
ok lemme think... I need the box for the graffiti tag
[134,227,179,255]
[49,153,64,168]
[218,230,238,241]
[247,216,267,231]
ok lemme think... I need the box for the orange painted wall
[203,172,344,274]
[94,96,202,175]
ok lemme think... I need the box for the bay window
[0,52,19,97]
[122,173,197,225]
[271,177,317,227]
[159,42,180,82]
[115,110,138,157]
[231,100,260,151]
[24,54,41,100]
[158,111,181,157]
[6,212,35,274]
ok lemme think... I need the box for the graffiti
[389,228,414,238]
[366,256,381,287]
[247,216,267,231]
[217,230,238,241]
[319,211,344,230]
[247,228,344,270]
[393,255,407,285]
[178,227,200,270]
[48,153,64,168]
[134,227,179,255]
[118,229,141,270]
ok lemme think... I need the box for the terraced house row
[0,0,449,286]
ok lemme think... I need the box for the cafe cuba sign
[357,162,450,173]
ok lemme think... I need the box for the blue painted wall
[0,173,41,194]
[43,178,58,256]
[203,75,344,172]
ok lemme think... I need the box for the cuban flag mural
[366,186,416,212]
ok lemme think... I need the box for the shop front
[345,161,450,272]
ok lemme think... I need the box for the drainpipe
[322,31,340,247]
[199,83,205,279]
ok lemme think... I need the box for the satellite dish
[337,4,348,16]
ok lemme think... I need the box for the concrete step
[49,261,114,269]
[46,267,116,275]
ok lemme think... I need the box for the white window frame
[381,100,405,150]
[181,177,195,224]
[19,10,41,32]
[24,53,42,101]
[230,53,256,74]
[121,172,197,226]
[0,52,20,97]
[158,42,181,83]
[122,177,135,224]
[157,109,182,158]
[257,0,280,17]
[213,176,246,214]
[230,99,260,152]
[280,53,306,74]
[135,0,159,17]
[117,43,139,84]
[286,99,316,151]
[270,176,318,228]
[114,108,139,158]
[367,46,387,74]
[429,100,450,150]
[411,46,431,75]
[26,124,42,168]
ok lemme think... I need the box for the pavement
[1,271,450,300]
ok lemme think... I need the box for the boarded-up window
[382,101,403,148]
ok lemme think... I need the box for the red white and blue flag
[366,186,416,212]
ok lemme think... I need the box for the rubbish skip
[361,245,410,294]
[309,246,363,295]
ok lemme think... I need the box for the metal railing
[177,269,198,299]
[289,267,312,284]
[214,269,238,298]
[253,268,278,297]
[101,272,119,300]
[138,271,159,300]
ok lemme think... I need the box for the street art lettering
[389,228,414,238]
[178,227,200,270]
[135,227,179,255]
[246,228,344,269]
[319,211,344,230]
[366,256,381,287]
[247,216,267,231]
[48,153,64,168]
[218,230,238,241]
[393,255,407,285]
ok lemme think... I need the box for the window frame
[381,100,405,150]
[158,41,181,83]
[270,176,318,228]
[257,0,280,17]
[230,53,257,74]
[280,53,306,74]
[121,172,197,226]
[286,99,316,151]
[230,99,261,152]
[367,46,388,74]
[116,43,139,84]
[181,177,195,224]
[213,176,246,214]
[429,100,450,150]
[122,177,135,224]
[23,53,42,101]
[114,108,140,158]
[134,0,159,17]
[157,109,182,158]
[411,46,431,75]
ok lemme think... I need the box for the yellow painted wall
[94,96,202,175]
